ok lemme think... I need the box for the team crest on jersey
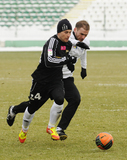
[61,46,66,50]
[48,49,53,56]
[73,45,77,49]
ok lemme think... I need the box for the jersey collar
[73,31,78,40]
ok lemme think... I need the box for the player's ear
[74,27,77,33]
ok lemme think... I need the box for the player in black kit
[7,19,76,143]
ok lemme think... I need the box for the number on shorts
[30,93,41,100]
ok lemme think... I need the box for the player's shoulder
[67,40,72,46]
[82,37,90,46]
[49,34,58,41]
[45,35,58,46]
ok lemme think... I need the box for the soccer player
[7,20,90,141]
[55,20,90,139]
[7,19,77,143]
[49,20,90,140]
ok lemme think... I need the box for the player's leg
[19,80,48,143]
[57,77,81,136]
[13,101,29,114]
[46,81,65,140]
[48,102,63,128]
[19,106,35,143]
[7,101,29,126]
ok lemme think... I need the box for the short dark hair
[75,20,90,31]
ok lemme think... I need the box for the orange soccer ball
[95,132,114,150]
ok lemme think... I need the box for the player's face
[57,30,72,43]
[74,27,89,42]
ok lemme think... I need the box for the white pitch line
[97,83,127,87]
[104,109,127,112]
[0,77,30,81]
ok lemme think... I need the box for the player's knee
[71,94,81,107]
[77,95,81,104]
[74,96,81,106]
[54,96,64,105]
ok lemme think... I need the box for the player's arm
[80,51,87,79]
[80,38,90,79]
[70,37,90,49]
[44,38,76,68]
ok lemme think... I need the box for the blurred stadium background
[0,0,127,49]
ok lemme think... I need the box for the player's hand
[67,55,77,64]
[81,68,87,79]
[67,63,75,72]
[76,42,90,50]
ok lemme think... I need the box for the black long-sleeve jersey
[32,34,72,83]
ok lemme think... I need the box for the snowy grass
[0,50,127,160]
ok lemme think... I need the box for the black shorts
[28,80,65,114]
